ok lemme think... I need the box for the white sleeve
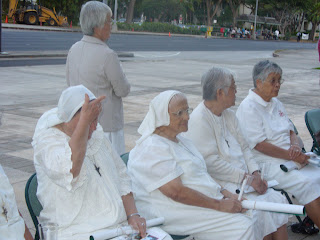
[34,133,86,192]
[129,140,184,193]
[109,143,132,196]
[104,51,131,97]
[236,102,267,149]
[186,113,245,184]
[233,114,260,174]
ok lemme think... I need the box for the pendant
[94,164,101,176]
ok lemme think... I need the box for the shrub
[117,22,202,35]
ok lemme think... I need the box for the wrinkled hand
[293,152,309,166]
[289,145,302,160]
[219,198,246,213]
[128,215,147,238]
[251,172,267,195]
[80,94,106,125]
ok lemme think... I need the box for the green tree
[139,0,186,22]
[205,0,223,26]
[304,0,320,41]
[227,0,243,27]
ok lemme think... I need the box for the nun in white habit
[128,90,255,240]
[185,66,289,240]
[32,85,153,240]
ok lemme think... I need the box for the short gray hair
[80,1,112,36]
[252,60,282,87]
[201,66,235,100]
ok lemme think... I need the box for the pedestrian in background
[297,32,301,42]
[66,1,130,155]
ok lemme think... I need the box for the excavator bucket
[59,16,69,27]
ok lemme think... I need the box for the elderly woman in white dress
[185,66,288,240]
[128,90,256,240]
[0,164,33,240]
[236,60,320,228]
[32,85,171,240]
[0,115,33,240]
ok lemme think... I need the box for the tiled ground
[1,49,320,239]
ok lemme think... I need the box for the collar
[248,89,276,113]
[82,35,107,46]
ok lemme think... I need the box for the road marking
[134,52,181,58]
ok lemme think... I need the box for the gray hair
[201,66,235,100]
[80,1,112,36]
[168,93,187,110]
[252,60,282,87]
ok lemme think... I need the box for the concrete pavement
[1,39,320,239]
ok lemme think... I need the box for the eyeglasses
[228,84,237,92]
[170,108,193,117]
[264,78,284,85]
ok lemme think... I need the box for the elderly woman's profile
[128,90,256,239]
[236,60,320,230]
[66,1,130,155]
[32,85,173,240]
[185,66,289,240]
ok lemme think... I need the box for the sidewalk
[1,47,320,238]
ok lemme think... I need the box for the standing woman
[66,1,130,155]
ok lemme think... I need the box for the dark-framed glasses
[170,108,193,117]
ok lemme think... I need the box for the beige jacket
[66,35,130,132]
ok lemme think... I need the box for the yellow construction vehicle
[8,0,68,26]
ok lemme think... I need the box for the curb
[0,51,134,58]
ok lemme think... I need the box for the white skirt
[263,162,320,205]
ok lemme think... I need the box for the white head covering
[137,90,182,144]
[33,85,96,140]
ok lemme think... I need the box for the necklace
[90,156,101,177]
[94,164,101,176]
[220,115,230,148]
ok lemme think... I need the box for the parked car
[118,18,126,23]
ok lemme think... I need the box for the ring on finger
[141,223,145,226]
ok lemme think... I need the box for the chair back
[25,173,43,240]
[120,152,130,165]
[305,109,320,154]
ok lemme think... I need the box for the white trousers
[104,129,125,155]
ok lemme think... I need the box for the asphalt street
[2,28,318,52]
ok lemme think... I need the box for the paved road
[2,29,318,52]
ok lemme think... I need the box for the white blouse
[0,165,25,240]
[32,124,132,240]
[128,134,223,220]
[236,89,294,163]
[185,102,259,185]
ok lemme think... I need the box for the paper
[90,217,165,240]
[238,176,248,200]
[280,161,301,172]
[280,154,320,172]
[244,180,279,193]
[132,228,167,240]
[241,200,305,215]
